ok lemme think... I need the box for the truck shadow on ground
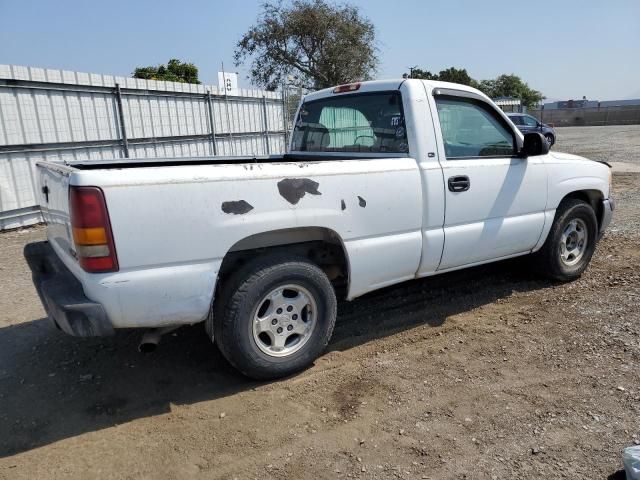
[0,258,553,458]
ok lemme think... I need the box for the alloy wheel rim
[560,218,588,266]
[252,284,317,357]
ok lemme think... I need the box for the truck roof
[303,78,490,103]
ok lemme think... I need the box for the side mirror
[520,132,549,157]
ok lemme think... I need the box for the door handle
[448,175,470,192]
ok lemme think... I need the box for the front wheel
[213,255,337,380]
[533,198,598,281]
[545,133,555,146]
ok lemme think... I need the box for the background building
[493,97,523,113]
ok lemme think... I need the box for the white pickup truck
[26,79,614,379]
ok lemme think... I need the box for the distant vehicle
[507,113,556,146]
[26,79,613,380]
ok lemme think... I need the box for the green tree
[477,79,496,96]
[234,0,378,90]
[477,74,544,108]
[406,66,544,108]
[406,66,476,87]
[435,67,478,87]
[133,59,200,84]
[407,67,438,80]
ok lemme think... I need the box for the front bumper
[24,241,114,337]
[599,197,615,238]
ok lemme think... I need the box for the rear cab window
[291,92,409,154]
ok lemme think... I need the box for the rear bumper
[24,241,114,337]
[599,197,615,238]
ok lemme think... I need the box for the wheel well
[561,190,603,227]
[217,227,350,299]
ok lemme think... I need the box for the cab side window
[522,115,539,127]
[435,97,516,158]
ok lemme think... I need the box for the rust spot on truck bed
[358,196,367,207]
[277,178,321,205]
[341,199,346,211]
[221,200,254,215]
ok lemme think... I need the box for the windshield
[291,92,409,154]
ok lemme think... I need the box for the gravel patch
[554,124,640,168]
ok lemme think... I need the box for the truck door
[430,90,547,270]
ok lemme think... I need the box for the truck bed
[36,154,425,329]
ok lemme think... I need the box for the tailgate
[37,162,76,265]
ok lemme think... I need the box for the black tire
[545,133,555,146]
[534,198,598,281]
[212,254,337,380]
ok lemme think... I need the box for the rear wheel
[534,198,598,281]
[212,255,337,380]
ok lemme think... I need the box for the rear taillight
[69,186,119,273]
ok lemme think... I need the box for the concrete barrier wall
[529,105,640,127]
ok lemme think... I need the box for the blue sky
[1,0,638,100]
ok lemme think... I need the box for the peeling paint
[358,196,367,207]
[341,199,346,211]
[277,178,321,205]
[221,200,254,215]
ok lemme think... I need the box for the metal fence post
[281,86,289,149]
[223,89,234,155]
[114,83,129,158]
[261,96,271,155]
[205,91,218,156]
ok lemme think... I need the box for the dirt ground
[1,126,639,479]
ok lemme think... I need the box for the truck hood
[550,151,611,168]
